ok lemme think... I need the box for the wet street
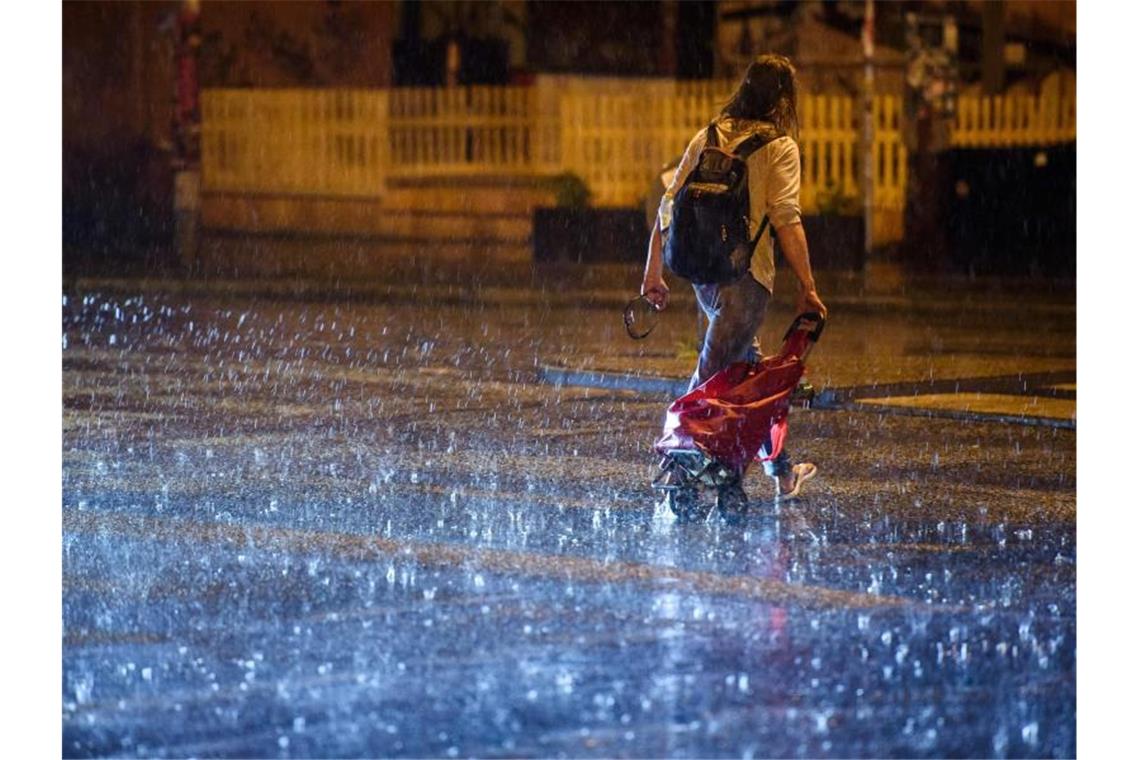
[61,274,1076,758]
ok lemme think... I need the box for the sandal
[776,462,817,501]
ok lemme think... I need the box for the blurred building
[63,1,1076,277]
[63,2,177,271]
[63,1,399,272]
[198,1,397,87]
[715,1,1074,95]
[63,1,1075,157]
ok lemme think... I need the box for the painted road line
[817,371,1077,428]
[857,392,1074,421]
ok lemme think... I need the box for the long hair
[721,54,799,138]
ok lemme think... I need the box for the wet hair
[721,54,799,138]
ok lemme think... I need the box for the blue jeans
[689,274,792,479]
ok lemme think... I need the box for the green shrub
[548,172,591,210]
[815,181,861,216]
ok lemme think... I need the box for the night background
[45,1,1102,758]
[62,0,1076,279]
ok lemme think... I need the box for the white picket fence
[952,92,1076,147]
[387,86,545,175]
[201,89,387,197]
[201,81,1075,243]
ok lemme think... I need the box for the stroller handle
[783,311,827,343]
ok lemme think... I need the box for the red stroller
[653,311,826,521]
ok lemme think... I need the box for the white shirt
[659,117,802,293]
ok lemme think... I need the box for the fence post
[375,89,388,197]
[530,75,563,176]
[861,0,875,265]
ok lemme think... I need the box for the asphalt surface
[62,269,1076,758]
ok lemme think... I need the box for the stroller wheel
[665,487,703,523]
[716,481,749,523]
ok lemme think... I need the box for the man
[642,54,827,502]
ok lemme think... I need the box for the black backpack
[664,122,782,284]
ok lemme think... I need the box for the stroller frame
[652,447,745,522]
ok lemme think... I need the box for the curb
[540,364,1076,430]
[539,365,690,397]
[68,276,1075,318]
[826,399,1076,430]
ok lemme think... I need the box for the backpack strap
[733,127,784,160]
[705,122,719,148]
[749,214,771,248]
[737,127,782,248]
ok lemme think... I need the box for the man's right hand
[796,287,828,320]
[641,275,670,311]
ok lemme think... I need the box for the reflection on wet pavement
[62,290,1075,757]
